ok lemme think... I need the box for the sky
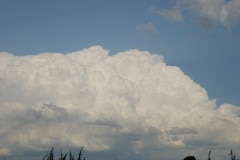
[0,0,240,160]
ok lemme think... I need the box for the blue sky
[1,0,239,106]
[1,1,240,160]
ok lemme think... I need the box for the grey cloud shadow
[166,127,198,135]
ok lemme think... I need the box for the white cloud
[156,0,240,29]
[0,46,240,160]
[0,148,11,156]
[219,0,240,29]
[136,22,159,35]
[158,7,183,22]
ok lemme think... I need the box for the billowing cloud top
[0,46,240,160]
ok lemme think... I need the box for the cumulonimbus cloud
[0,46,240,160]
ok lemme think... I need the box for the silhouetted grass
[229,149,239,160]
[42,147,85,160]
[182,149,239,160]
[1,148,239,160]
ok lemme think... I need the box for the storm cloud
[0,46,240,160]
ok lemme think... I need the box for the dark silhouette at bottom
[183,155,196,160]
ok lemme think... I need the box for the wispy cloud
[155,0,240,30]
[158,7,183,22]
[0,46,240,160]
[136,22,159,35]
